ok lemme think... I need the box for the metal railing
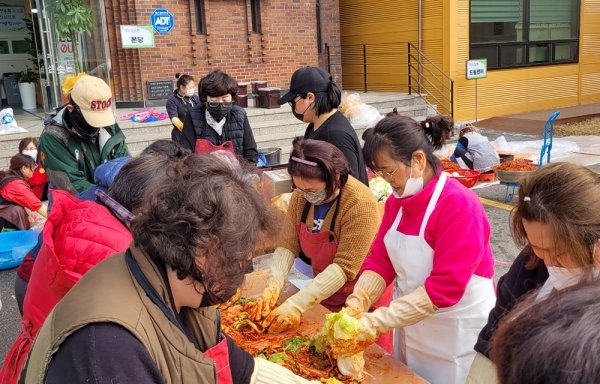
[407,42,454,117]
[327,42,454,117]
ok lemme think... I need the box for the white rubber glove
[332,286,437,357]
[345,271,387,316]
[249,247,295,322]
[251,357,319,384]
[264,263,347,333]
[466,352,499,384]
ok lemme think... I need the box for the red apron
[296,192,394,353]
[194,139,235,155]
[204,333,234,384]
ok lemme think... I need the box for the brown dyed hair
[362,114,453,174]
[0,153,36,183]
[199,70,238,103]
[491,279,600,384]
[287,137,350,200]
[511,162,600,270]
[18,137,38,153]
[131,154,279,304]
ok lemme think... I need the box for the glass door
[33,0,111,113]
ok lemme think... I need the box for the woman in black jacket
[165,73,201,142]
[277,67,367,185]
[466,162,600,384]
[179,70,258,164]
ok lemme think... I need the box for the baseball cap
[277,66,332,105]
[70,76,115,128]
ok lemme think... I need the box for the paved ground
[1,129,600,366]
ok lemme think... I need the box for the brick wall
[105,0,342,105]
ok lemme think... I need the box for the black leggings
[453,147,474,169]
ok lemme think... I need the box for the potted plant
[14,67,39,110]
[51,0,94,73]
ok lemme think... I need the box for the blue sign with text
[151,8,174,34]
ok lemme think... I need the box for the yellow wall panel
[451,0,600,121]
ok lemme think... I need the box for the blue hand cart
[500,111,560,203]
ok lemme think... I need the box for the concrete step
[0,92,438,168]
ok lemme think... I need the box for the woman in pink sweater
[339,114,496,384]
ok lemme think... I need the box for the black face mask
[69,106,100,143]
[206,102,233,121]
[291,100,312,122]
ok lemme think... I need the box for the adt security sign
[151,8,174,34]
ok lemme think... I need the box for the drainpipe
[417,0,422,94]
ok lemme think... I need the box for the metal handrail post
[407,43,412,94]
[363,44,367,93]
[450,81,454,118]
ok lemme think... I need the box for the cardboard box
[261,169,292,199]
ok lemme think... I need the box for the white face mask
[546,266,585,291]
[22,150,37,160]
[392,156,424,199]
[185,88,196,97]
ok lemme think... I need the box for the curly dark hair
[199,70,238,103]
[131,154,279,304]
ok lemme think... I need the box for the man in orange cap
[38,75,129,195]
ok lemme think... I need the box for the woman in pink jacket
[339,114,496,384]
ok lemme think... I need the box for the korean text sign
[466,59,487,80]
[120,25,155,49]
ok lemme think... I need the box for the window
[0,39,30,56]
[250,0,261,33]
[470,0,580,69]
[194,0,206,35]
[316,0,322,53]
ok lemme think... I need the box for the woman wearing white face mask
[334,114,496,384]
[166,73,200,141]
[250,138,394,352]
[18,137,47,200]
[466,162,600,384]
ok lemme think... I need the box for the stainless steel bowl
[494,169,535,184]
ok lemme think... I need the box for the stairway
[0,92,436,168]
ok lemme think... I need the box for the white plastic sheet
[491,136,580,164]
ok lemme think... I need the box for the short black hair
[199,70,238,103]
[296,81,342,117]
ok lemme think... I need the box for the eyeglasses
[287,95,301,108]
[206,101,233,108]
[292,187,324,201]
[376,164,402,182]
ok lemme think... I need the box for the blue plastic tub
[0,230,39,270]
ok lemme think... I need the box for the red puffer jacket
[0,190,132,384]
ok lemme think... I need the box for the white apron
[384,172,496,384]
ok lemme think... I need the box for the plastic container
[444,169,481,188]
[0,230,38,270]
[479,172,495,182]
[259,147,282,166]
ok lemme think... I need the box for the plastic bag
[210,149,241,171]
[345,104,382,129]
[131,110,168,123]
[119,108,154,120]
[339,92,364,114]
[271,192,293,214]
[0,108,27,135]
[491,136,580,164]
